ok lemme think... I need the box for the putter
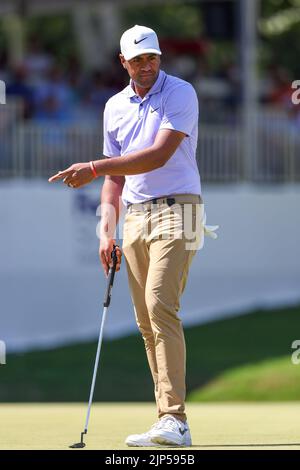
[69,245,119,449]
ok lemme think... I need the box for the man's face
[120,53,161,89]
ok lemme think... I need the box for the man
[49,25,218,447]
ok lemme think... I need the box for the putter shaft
[69,246,118,449]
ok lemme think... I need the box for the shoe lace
[148,420,161,433]
[152,416,183,433]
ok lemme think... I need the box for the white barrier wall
[1,180,300,352]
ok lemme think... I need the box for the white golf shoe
[125,420,164,447]
[150,415,192,447]
[125,415,192,447]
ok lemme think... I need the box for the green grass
[1,403,300,449]
[189,356,300,401]
[1,304,300,402]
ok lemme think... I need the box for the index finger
[48,170,69,183]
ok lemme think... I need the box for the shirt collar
[125,70,166,99]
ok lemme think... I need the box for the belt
[127,194,203,211]
[126,194,219,240]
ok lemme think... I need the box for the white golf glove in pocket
[202,211,219,239]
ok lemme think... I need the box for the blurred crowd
[0,36,298,125]
[0,37,127,124]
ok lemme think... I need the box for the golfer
[49,25,218,447]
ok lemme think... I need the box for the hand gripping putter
[70,245,119,449]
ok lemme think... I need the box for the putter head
[69,430,87,449]
[69,442,86,449]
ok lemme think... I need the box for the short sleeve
[103,103,121,157]
[159,84,199,136]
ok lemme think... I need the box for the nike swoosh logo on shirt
[150,107,160,113]
[134,37,148,44]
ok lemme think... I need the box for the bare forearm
[94,145,164,176]
[48,129,185,188]
[100,179,123,239]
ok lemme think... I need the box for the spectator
[6,65,34,119]
[33,65,75,122]
[23,35,53,84]
[266,65,293,111]
[84,70,118,115]
[65,54,85,101]
[0,49,9,82]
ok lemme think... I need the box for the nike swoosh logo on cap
[134,37,148,44]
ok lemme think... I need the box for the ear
[119,54,127,69]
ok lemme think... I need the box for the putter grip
[103,245,118,307]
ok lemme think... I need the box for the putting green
[0,403,300,450]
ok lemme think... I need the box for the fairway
[0,402,300,450]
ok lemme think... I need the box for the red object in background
[159,38,209,56]
[269,85,293,106]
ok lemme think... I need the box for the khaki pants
[122,194,204,423]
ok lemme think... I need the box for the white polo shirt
[103,69,201,206]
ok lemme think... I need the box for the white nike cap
[120,25,162,61]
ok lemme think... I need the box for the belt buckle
[166,197,176,207]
